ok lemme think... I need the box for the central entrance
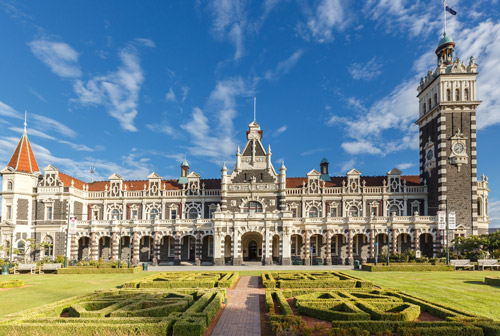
[241,232,263,262]
[248,241,258,260]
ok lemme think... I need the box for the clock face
[426,149,433,161]
[453,142,465,154]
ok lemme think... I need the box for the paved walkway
[211,276,263,336]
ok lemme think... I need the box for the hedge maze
[266,287,500,335]
[0,288,225,336]
[262,271,372,288]
[123,271,239,289]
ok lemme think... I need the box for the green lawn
[0,272,151,317]
[344,270,500,321]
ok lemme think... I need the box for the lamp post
[7,221,15,266]
[375,242,379,266]
[128,220,133,268]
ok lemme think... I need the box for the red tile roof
[7,132,39,173]
[59,172,86,189]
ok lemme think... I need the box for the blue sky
[0,0,499,226]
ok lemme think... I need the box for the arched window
[428,98,432,109]
[111,209,120,220]
[423,103,426,113]
[434,93,438,106]
[17,240,25,254]
[477,199,483,216]
[349,206,359,217]
[7,181,13,190]
[455,88,460,101]
[447,89,451,101]
[188,207,198,219]
[150,209,159,220]
[43,236,54,257]
[389,205,400,216]
[464,88,469,100]
[245,201,263,213]
[308,207,319,218]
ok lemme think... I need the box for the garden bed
[123,271,239,289]
[0,280,24,289]
[361,263,454,272]
[266,288,499,336]
[485,277,500,286]
[262,271,371,288]
[0,288,225,336]
[58,266,142,274]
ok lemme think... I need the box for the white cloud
[146,121,180,138]
[300,147,326,156]
[181,77,253,164]
[73,39,154,132]
[265,49,305,80]
[397,162,415,170]
[8,126,55,140]
[28,88,47,103]
[298,0,346,43]
[341,140,382,155]
[336,158,356,175]
[208,0,247,60]
[165,87,176,102]
[0,100,21,119]
[28,38,82,78]
[348,58,383,81]
[273,125,287,136]
[31,113,77,138]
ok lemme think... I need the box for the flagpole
[443,0,447,34]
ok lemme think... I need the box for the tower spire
[24,110,27,133]
[253,96,256,122]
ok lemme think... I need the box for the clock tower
[416,32,483,236]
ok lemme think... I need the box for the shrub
[58,266,142,274]
[485,277,500,287]
[361,263,453,272]
[0,280,24,288]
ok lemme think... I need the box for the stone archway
[241,232,263,262]
[98,236,111,260]
[160,235,175,263]
[419,233,433,258]
[272,234,280,264]
[181,235,196,262]
[398,233,412,253]
[78,237,90,260]
[139,236,154,262]
[202,235,214,262]
[331,234,346,265]
[375,233,389,256]
[224,235,232,264]
[353,234,369,263]
[119,236,131,262]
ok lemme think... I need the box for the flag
[445,3,457,15]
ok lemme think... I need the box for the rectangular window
[411,205,419,215]
[131,210,138,219]
[330,207,337,217]
[92,210,99,220]
[46,206,53,220]
[291,208,297,218]
[171,210,177,219]
[6,206,12,220]
[370,206,378,217]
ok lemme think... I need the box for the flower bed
[0,280,24,288]
[123,271,239,289]
[266,288,499,336]
[361,263,454,272]
[0,288,225,336]
[261,271,371,288]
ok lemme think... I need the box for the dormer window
[7,181,13,190]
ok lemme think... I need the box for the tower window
[447,89,451,101]
[6,205,12,220]
[46,206,53,221]
[455,89,460,101]
[428,98,432,109]
[464,88,469,100]
[434,93,438,105]
[7,181,13,190]
[423,103,426,113]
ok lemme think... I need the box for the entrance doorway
[248,240,258,261]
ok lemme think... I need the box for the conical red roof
[7,131,39,173]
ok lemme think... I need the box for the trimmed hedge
[0,288,226,336]
[0,279,24,288]
[58,266,142,274]
[485,277,500,287]
[123,272,239,289]
[262,271,372,289]
[361,263,454,272]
